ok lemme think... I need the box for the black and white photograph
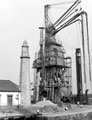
[0,0,92,119]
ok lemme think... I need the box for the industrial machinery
[33,0,91,104]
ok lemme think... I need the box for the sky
[0,0,91,85]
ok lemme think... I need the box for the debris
[39,105,64,113]
[33,100,57,107]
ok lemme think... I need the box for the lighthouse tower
[19,40,31,106]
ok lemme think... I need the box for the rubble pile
[33,100,57,107]
[33,100,86,114]
[33,100,66,113]
[39,105,64,113]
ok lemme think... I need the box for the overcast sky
[0,0,91,84]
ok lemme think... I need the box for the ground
[0,103,92,119]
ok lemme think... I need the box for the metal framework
[33,0,91,103]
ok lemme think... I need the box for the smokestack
[76,48,83,96]
[19,40,31,106]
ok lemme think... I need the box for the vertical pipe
[39,27,45,87]
[85,13,91,81]
[81,14,87,84]
[44,5,50,30]
[76,48,83,95]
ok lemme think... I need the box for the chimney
[19,40,31,106]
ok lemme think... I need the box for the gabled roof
[0,80,21,92]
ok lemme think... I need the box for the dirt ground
[0,101,92,118]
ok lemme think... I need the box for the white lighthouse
[19,40,31,106]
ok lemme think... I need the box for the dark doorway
[7,95,13,107]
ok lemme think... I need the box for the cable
[49,1,76,6]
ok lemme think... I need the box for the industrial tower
[19,40,31,106]
[33,29,71,103]
[33,0,91,104]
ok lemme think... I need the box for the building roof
[0,80,21,92]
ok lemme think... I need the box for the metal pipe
[54,4,79,28]
[54,18,81,34]
[53,11,82,35]
[81,14,86,84]
[53,0,81,27]
[39,27,45,87]
[85,12,91,81]
[48,0,81,33]
[55,11,90,87]
[54,11,87,34]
